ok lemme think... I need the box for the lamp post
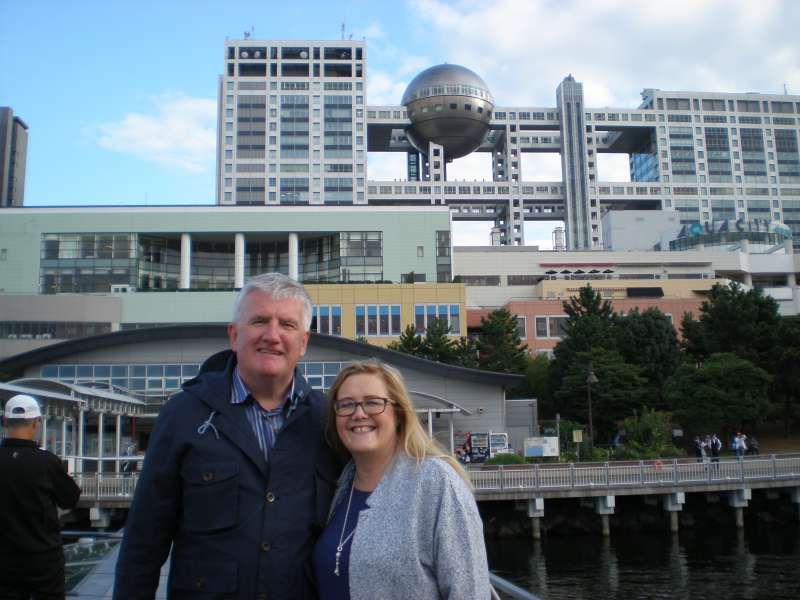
[586,368,598,454]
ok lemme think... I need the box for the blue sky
[2,0,798,246]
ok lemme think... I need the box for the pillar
[728,488,751,529]
[97,412,104,474]
[662,492,685,533]
[41,416,48,450]
[288,233,299,281]
[234,233,245,289]
[528,498,545,540]
[180,233,191,289]
[115,414,122,473]
[427,142,446,206]
[595,496,615,537]
[61,418,67,458]
[427,409,433,438]
[77,409,85,473]
[448,415,454,455]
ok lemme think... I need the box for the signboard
[677,219,792,239]
[572,429,583,443]
[524,436,560,458]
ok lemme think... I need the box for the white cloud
[409,0,800,106]
[96,94,216,173]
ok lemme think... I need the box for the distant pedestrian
[732,432,747,459]
[710,433,722,469]
[694,436,705,463]
[0,394,81,599]
[747,436,760,456]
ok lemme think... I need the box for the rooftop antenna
[784,83,789,95]
[341,21,345,40]
[243,26,254,39]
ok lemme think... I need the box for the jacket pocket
[171,558,238,595]
[179,461,239,532]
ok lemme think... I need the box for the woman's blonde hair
[326,360,471,486]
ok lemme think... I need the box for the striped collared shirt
[231,366,299,462]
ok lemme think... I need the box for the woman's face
[335,373,399,461]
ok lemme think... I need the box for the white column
[180,233,192,289]
[448,414,454,455]
[234,233,245,289]
[61,418,67,458]
[77,409,85,473]
[288,233,299,281]
[97,412,104,474]
[41,416,48,450]
[115,414,122,473]
[427,409,434,438]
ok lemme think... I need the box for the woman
[312,361,490,599]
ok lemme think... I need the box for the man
[0,394,81,599]
[114,273,341,599]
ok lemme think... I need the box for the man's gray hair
[232,273,313,331]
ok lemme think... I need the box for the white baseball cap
[4,394,42,419]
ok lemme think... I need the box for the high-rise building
[216,39,800,251]
[0,107,28,208]
[217,40,366,207]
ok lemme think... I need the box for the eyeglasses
[334,397,395,417]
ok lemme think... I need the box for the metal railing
[468,454,800,493]
[69,454,800,502]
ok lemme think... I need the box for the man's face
[228,290,310,387]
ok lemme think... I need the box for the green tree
[554,347,648,444]
[614,408,683,460]
[611,308,681,408]
[452,336,480,369]
[524,353,554,417]
[550,285,616,388]
[681,282,780,370]
[767,316,800,436]
[475,308,528,373]
[563,284,614,320]
[420,317,455,363]
[387,324,424,355]
[664,352,772,435]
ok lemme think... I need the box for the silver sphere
[401,64,494,160]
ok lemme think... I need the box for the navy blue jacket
[114,351,341,599]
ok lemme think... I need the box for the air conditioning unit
[111,285,131,294]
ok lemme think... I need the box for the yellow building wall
[305,283,466,347]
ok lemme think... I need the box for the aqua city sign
[677,219,792,240]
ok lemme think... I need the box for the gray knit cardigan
[324,453,491,599]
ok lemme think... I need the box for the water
[487,524,800,600]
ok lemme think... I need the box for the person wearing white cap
[0,394,81,599]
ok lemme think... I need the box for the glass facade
[40,233,138,294]
[301,235,341,282]
[668,127,696,182]
[1,321,112,340]
[704,127,732,183]
[324,95,353,160]
[280,94,309,160]
[436,230,452,283]
[40,361,349,394]
[191,240,235,289]
[340,231,383,281]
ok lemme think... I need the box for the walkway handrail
[69,453,800,502]
[467,453,800,494]
[490,573,543,600]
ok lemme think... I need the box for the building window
[355,304,400,336]
[535,316,568,339]
[311,305,342,336]
[516,316,527,339]
[414,304,460,335]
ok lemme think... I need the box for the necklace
[334,479,357,577]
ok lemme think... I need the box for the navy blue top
[312,488,371,600]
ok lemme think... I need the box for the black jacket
[114,350,341,599]
[0,437,81,555]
